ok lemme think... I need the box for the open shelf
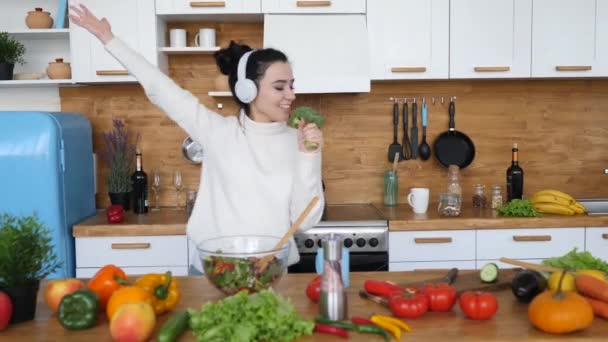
[0,79,75,87]
[8,29,70,40]
[208,91,232,97]
[159,46,220,55]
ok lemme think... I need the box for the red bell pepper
[306,275,322,303]
[87,264,129,309]
[421,282,457,312]
[106,204,124,224]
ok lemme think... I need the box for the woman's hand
[297,119,324,153]
[69,4,114,44]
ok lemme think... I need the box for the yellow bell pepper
[135,271,180,315]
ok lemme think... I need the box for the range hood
[263,14,370,94]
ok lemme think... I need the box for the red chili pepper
[106,204,124,224]
[351,316,375,325]
[364,280,404,297]
[314,323,349,338]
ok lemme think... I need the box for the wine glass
[173,170,184,210]
[151,169,161,211]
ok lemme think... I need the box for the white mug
[408,188,430,214]
[169,29,187,48]
[195,28,216,47]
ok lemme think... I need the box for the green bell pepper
[58,289,99,330]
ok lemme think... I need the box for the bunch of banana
[530,189,586,215]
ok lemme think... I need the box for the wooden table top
[2,270,607,341]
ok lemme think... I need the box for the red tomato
[364,280,404,297]
[388,291,429,319]
[421,282,457,312]
[459,291,499,320]
[306,275,322,303]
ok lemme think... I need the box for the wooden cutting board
[451,268,516,294]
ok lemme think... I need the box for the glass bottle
[472,184,487,208]
[507,143,524,201]
[131,149,148,214]
[447,165,462,197]
[491,185,504,209]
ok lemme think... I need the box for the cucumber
[480,263,499,283]
[157,310,190,342]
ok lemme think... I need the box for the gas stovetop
[294,204,388,254]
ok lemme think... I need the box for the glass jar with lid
[472,184,487,208]
[438,193,461,216]
[491,185,503,209]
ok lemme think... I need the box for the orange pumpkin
[106,286,152,320]
[528,271,594,334]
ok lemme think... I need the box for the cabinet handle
[555,65,592,71]
[297,1,331,7]
[602,234,608,240]
[111,243,151,249]
[96,70,129,76]
[391,67,427,73]
[414,237,452,244]
[190,1,226,7]
[512,235,552,242]
[474,66,510,72]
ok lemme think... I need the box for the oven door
[288,252,388,273]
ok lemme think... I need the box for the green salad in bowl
[197,235,290,295]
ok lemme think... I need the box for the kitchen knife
[410,98,418,159]
[402,98,412,160]
[400,267,459,289]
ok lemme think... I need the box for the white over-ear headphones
[234,50,257,103]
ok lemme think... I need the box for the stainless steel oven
[288,204,388,273]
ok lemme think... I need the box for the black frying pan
[433,98,475,169]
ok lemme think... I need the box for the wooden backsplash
[60,22,608,208]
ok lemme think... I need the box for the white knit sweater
[105,38,324,270]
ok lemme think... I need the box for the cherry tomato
[388,291,429,319]
[421,282,457,312]
[306,275,322,303]
[459,291,499,320]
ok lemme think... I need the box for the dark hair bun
[214,40,253,75]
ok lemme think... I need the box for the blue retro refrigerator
[0,111,96,278]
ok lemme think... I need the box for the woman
[69,5,325,273]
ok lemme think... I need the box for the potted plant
[0,32,26,80]
[0,213,59,324]
[101,118,139,211]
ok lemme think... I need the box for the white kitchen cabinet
[449,0,532,79]
[596,0,608,76]
[476,228,585,260]
[156,0,261,14]
[264,14,370,93]
[262,0,365,13]
[367,0,449,80]
[389,230,476,262]
[585,227,608,261]
[69,0,159,83]
[75,235,189,276]
[390,261,477,272]
[531,0,598,77]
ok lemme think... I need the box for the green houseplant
[102,118,139,210]
[0,32,26,80]
[0,213,59,324]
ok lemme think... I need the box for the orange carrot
[583,295,608,319]
[576,274,608,302]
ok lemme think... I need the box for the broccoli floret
[288,106,325,129]
[288,107,325,150]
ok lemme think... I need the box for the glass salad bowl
[197,235,290,295]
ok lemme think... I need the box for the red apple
[109,302,156,342]
[0,290,12,331]
[44,278,86,313]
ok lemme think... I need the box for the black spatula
[388,99,403,162]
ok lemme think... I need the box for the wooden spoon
[257,196,320,271]
[499,257,584,275]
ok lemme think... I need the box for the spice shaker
[319,234,347,320]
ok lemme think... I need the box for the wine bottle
[132,149,148,214]
[506,143,524,201]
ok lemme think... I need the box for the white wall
[0,88,61,111]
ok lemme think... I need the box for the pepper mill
[319,234,347,320]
